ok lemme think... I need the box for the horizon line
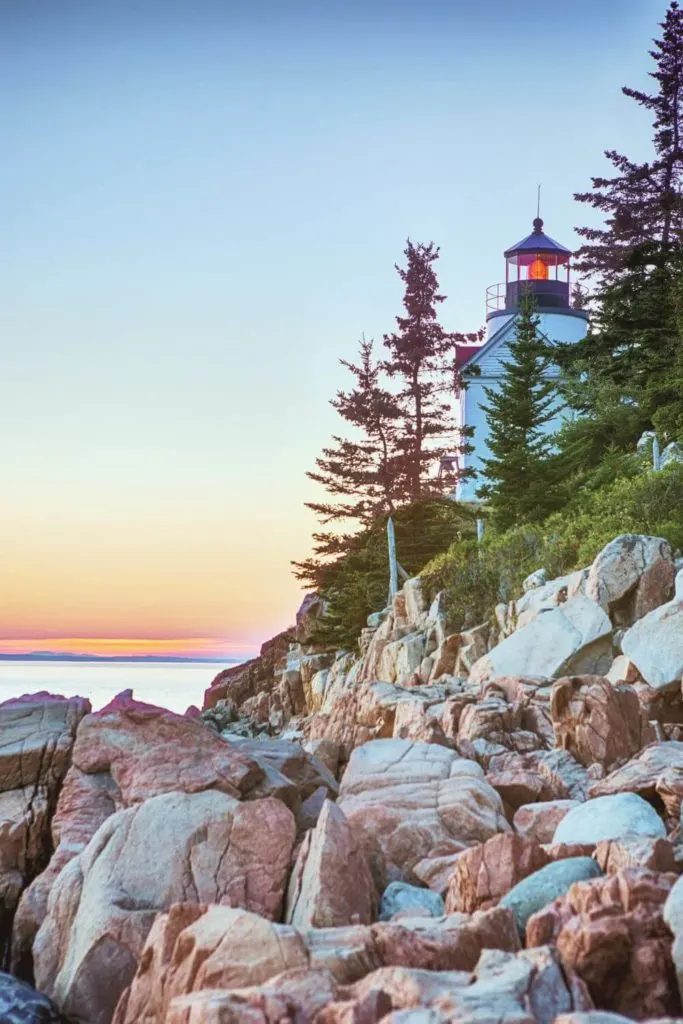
[0,652,242,664]
[0,637,261,659]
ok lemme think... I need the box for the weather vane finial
[537,183,542,220]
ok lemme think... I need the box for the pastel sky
[0,0,661,658]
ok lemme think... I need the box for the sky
[0,0,665,658]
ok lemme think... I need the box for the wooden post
[653,436,661,471]
[476,518,485,543]
[387,517,399,601]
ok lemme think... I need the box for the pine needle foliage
[574,1,683,284]
[476,294,563,530]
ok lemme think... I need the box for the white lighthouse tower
[455,217,589,502]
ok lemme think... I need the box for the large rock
[315,946,590,1023]
[72,698,264,804]
[308,946,590,1023]
[513,801,580,844]
[305,681,429,765]
[0,786,50,964]
[445,833,550,915]
[12,768,118,975]
[379,882,445,922]
[227,737,338,822]
[164,969,339,1023]
[585,534,674,624]
[0,696,90,968]
[0,971,67,1022]
[13,699,269,974]
[553,792,666,846]
[0,694,90,795]
[622,591,683,689]
[202,630,292,710]
[550,676,655,769]
[0,786,50,884]
[486,748,591,802]
[392,700,451,748]
[587,742,683,814]
[528,868,680,1018]
[295,592,326,643]
[499,857,602,937]
[594,833,677,875]
[33,792,295,1024]
[469,595,612,686]
[429,634,461,682]
[338,740,510,886]
[286,800,375,929]
[380,633,427,686]
[457,695,550,759]
[513,569,588,631]
[113,903,520,1023]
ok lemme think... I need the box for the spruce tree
[574,1,683,283]
[553,245,683,477]
[292,337,401,590]
[294,240,478,595]
[305,337,400,527]
[477,295,561,531]
[383,240,471,500]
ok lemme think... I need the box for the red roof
[454,343,484,368]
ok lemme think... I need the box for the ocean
[0,659,237,715]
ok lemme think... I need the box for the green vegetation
[476,295,564,530]
[421,463,683,634]
[305,499,477,649]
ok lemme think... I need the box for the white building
[455,217,589,503]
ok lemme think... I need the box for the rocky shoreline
[1,533,683,1022]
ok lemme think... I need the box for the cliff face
[6,532,683,1023]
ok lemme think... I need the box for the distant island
[0,653,242,664]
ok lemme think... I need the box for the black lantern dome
[501,217,572,312]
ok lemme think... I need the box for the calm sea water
[0,660,237,714]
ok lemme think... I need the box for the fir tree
[477,295,562,531]
[553,244,683,477]
[305,337,400,527]
[292,337,400,590]
[574,1,683,283]
[383,240,471,500]
[294,241,478,594]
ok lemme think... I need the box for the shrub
[421,463,683,634]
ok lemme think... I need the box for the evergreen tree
[294,240,478,595]
[292,337,400,590]
[305,337,400,527]
[383,240,471,500]
[553,245,683,477]
[574,2,683,283]
[477,295,562,531]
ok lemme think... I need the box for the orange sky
[0,637,257,659]
[0,469,316,658]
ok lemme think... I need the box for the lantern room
[499,217,572,313]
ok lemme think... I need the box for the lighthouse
[455,217,589,502]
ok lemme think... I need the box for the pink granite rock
[286,800,376,928]
[445,833,550,914]
[34,792,296,1024]
[114,903,520,1024]
[527,868,680,1019]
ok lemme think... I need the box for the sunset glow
[0,637,258,660]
